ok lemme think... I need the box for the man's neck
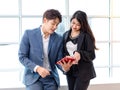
[41,26,50,39]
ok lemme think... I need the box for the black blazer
[63,30,96,81]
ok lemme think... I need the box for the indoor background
[0,0,120,89]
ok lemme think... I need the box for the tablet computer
[57,57,75,64]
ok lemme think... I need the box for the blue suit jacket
[18,27,63,86]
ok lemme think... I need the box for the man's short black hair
[43,9,62,23]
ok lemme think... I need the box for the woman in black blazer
[58,10,98,90]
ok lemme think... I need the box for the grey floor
[0,86,68,90]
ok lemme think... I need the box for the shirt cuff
[34,65,39,72]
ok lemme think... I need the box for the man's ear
[43,18,48,23]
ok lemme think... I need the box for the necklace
[70,32,80,39]
[69,34,79,40]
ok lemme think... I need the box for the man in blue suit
[18,9,64,90]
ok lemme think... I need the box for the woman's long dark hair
[70,10,98,50]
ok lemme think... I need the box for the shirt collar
[40,27,50,39]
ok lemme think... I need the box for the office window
[0,0,18,15]
[89,18,109,41]
[112,68,120,78]
[112,18,120,41]
[94,43,109,67]
[0,18,19,43]
[113,43,120,66]
[69,0,109,16]
[22,17,42,34]
[22,0,66,15]
[113,0,120,16]
[0,0,120,88]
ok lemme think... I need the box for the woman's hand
[58,58,73,72]
[73,51,81,64]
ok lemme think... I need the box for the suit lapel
[35,28,44,58]
[48,33,56,54]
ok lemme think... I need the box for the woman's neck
[70,30,80,38]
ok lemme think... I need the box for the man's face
[43,18,60,34]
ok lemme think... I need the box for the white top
[66,41,77,56]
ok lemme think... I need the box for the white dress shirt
[34,28,51,72]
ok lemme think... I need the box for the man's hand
[36,66,50,78]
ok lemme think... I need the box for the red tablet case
[57,57,75,64]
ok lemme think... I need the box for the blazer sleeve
[78,34,96,62]
[18,30,36,71]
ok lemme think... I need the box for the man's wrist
[34,65,39,72]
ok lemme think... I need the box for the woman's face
[70,18,81,31]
